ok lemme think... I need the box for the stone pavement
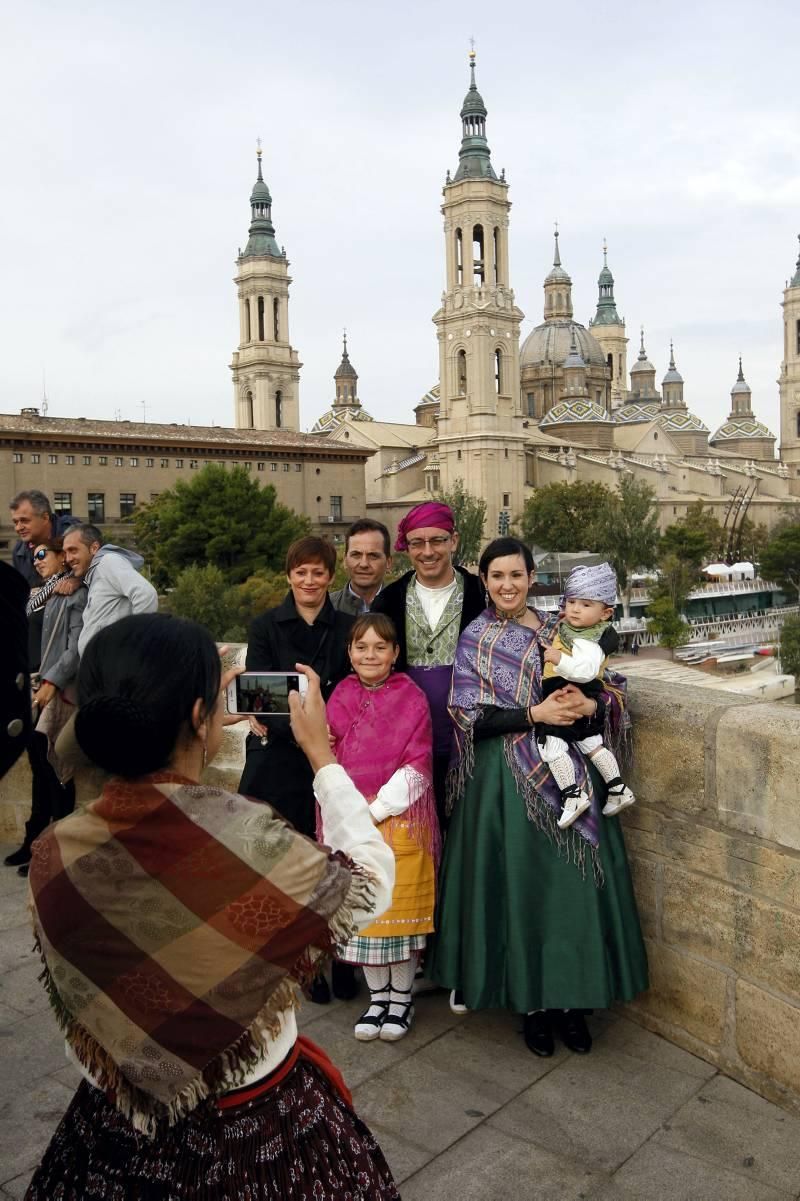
[2,850,800,1201]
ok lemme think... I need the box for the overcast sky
[1,0,798,443]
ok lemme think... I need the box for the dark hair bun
[75,696,173,777]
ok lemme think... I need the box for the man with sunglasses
[373,501,484,823]
[9,490,81,590]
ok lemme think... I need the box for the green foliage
[594,476,661,611]
[163,564,236,641]
[737,516,770,562]
[646,596,691,652]
[760,525,800,601]
[519,481,611,552]
[653,553,695,611]
[436,479,487,566]
[132,464,310,589]
[779,614,800,678]
[660,501,723,571]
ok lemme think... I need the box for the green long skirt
[428,738,649,1013]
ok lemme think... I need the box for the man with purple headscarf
[373,501,484,826]
[538,560,636,828]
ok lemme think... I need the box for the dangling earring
[484,588,490,607]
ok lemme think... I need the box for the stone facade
[779,237,800,494]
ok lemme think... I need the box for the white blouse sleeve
[368,766,414,824]
[314,763,395,924]
[554,638,605,683]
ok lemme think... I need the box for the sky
[1,0,799,442]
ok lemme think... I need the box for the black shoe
[17,864,29,878]
[555,1009,592,1054]
[4,845,31,868]
[523,1011,554,1057]
[331,960,359,1001]
[308,974,331,1005]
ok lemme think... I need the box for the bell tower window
[457,350,467,396]
[493,227,500,285]
[245,390,254,428]
[245,299,251,342]
[796,318,800,355]
[274,298,280,341]
[472,225,485,285]
[494,349,502,394]
[257,297,265,341]
[275,391,283,428]
[796,410,800,438]
[455,228,463,286]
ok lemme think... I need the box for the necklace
[494,600,530,622]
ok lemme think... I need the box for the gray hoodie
[78,544,158,656]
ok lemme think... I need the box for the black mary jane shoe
[308,974,332,1005]
[523,1011,554,1057]
[331,960,360,1001]
[555,1009,592,1054]
[4,845,31,868]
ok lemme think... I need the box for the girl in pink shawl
[322,613,440,1043]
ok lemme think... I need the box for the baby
[538,562,635,829]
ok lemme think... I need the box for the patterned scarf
[447,609,630,881]
[28,773,375,1135]
[558,617,609,653]
[25,570,68,616]
[323,673,441,866]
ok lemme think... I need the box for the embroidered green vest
[405,573,465,667]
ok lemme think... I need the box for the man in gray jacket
[62,525,158,655]
[329,519,392,616]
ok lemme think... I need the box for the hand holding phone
[226,671,308,716]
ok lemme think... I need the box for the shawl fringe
[34,856,376,1139]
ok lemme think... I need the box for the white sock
[547,754,577,794]
[589,747,623,786]
[387,953,417,1020]
[361,966,390,1018]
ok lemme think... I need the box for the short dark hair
[75,613,221,778]
[347,612,399,648]
[344,519,391,557]
[285,535,336,576]
[10,489,52,515]
[38,536,64,554]
[64,523,104,548]
[479,537,535,577]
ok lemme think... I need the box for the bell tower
[433,50,527,540]
[230,145,301,431]
[779,235,800,493]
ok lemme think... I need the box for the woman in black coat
[239,536,354,838]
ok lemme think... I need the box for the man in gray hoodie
[62,525,158,655]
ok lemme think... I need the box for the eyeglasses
[33,548,51,561]
[406,535,451,551]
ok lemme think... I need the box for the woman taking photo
[429,537,647,1058]
[4,537,86,877]
[26,613,399,1200]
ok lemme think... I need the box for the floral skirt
[25,1055,399,1200]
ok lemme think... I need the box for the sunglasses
[33,548,53,561]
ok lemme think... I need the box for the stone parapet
[622,677,800,1117]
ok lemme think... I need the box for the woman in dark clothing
[238,536,356,1002]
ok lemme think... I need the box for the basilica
[230,55,800,541]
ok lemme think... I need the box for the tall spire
[543,223,573,319]
[451,48,498,183]
[242,142,282,259]
[730,355,753,417]
[593,238,621,326]
[791,234,800,288]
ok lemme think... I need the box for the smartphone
[226,671,308,716]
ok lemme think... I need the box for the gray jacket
[78,545,158,656]
[39,585,88,691]
[329,583,383,617]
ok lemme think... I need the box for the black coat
[372,566,486,671]
[238,593,354,836]
[0,562,31,780]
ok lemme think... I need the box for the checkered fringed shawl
[448,610,631,880]
[28,773,374,1135]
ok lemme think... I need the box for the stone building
[779,237,800,492]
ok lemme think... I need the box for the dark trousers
[25,732,75,845]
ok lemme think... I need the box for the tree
[594,476,661,615]
[779,614,800,680]
[163,564,236,640]
[760,525,800,601]
[654,552,695,612]
[132,464,310,588]
[646,596,690,657]
[436,479,487,566]
[519,481,612,551]
[660,500,723,571]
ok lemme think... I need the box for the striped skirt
[25,1042,399,1200]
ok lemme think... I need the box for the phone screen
[234,673,300,715]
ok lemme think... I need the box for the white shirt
[414,575,458,632]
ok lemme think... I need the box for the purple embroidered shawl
[448,609,630,880]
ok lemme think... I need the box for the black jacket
[0,562,31,779]
[12,513,82,590]
[372,566,486,671]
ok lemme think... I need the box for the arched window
[457,350,467,395]
[526,392,535,416]
[273,298,280,341]
[493,227,500,285]
[257,297,265,341]
[245,298,251,342]
[245,390,254,429]
[494,349,502,394]
[556,292,563,309]
[472,224,485,285]
[455,228,463,286]
[275,390,283,429]
[607,352,613,376]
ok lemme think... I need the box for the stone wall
[3,674,800,1117]
[622,678,800,1117]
